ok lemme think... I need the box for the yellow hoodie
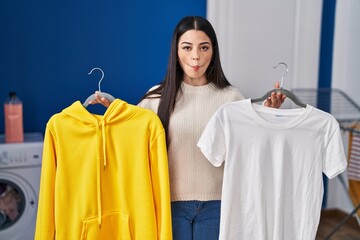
[35,99,172,240]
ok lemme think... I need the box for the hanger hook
[88,67,104,92]
[273,62,288,88]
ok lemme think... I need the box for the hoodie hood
[63,99,134,125]
[61,99,136,227]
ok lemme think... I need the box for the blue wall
[0,0,206,135]
[318,0,337,209]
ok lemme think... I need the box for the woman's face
[177,30,213,85]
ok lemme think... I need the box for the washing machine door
[0,171,38,240]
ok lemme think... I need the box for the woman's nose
[192,50,200,60]
[192,55,199,60]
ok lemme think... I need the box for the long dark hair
[140,16,231,139]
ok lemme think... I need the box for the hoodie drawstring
[101,121,107,168]
[96,119,107,227]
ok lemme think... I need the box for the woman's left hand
[263,82,286,108]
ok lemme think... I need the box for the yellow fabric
[348,122,360,216]
[349,180,360,216]
[35,99,172,240]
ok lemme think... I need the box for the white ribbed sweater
[138,82,244,201]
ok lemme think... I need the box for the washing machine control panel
[0,142,43,168]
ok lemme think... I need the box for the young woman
[92,16,285,240]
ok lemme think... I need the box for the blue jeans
[171,200,221,240]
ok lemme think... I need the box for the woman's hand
[88,91,112,108]
[263,82,286,108]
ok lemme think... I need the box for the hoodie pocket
[80,211,131,240]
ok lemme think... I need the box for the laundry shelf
[291,88,360,133]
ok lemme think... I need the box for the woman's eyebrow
[180,41,210,45]
[180,42,193,45]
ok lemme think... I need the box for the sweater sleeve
[34,122,56,240]
[149,124,172,239]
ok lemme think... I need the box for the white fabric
[197,99,347,240]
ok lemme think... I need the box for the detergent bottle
[4,92,24,143]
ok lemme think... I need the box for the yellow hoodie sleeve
[150,128,173,240]
[34,123,56,240]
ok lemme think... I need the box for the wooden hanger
[83,67,115,107]
[251,62,307,108]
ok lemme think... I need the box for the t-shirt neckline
[245,99,313,129]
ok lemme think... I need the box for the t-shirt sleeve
[322,120,347,179]
[197,112,226,167]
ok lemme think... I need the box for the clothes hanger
[83,67,115,107]
[251,62,307,108]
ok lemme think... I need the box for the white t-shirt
[197,99,347,240]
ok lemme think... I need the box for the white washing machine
[0,133,43,240]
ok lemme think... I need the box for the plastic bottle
[4,92,24,143]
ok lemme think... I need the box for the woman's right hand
[263,82,286,108]
[88,91,112,107]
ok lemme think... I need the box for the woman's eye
[182,46,191,51]
[201,46,209,51]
